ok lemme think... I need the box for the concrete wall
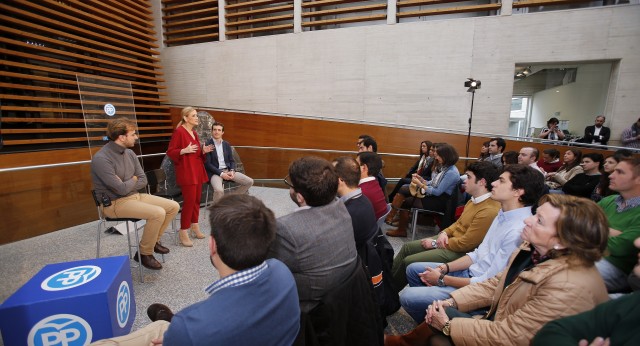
[160,5,640,145]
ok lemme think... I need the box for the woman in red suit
[166,107,213,246]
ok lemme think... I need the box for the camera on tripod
[101,193,112,207]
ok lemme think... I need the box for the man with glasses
[273,157,358,313]
[91,117,180,270]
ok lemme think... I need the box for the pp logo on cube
[41,266,101,291]
[27,314,92,346]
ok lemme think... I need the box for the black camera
[101,193,112,207]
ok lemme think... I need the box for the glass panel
[76,75,142,170]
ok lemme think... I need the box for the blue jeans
[400,262,472,323]
[595,259,630,292]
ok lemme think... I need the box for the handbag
[409,182,426,198]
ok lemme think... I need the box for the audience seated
[386,144,461,238]
[592,154,621,202]
[501,150,518,166]
[388,141,433,202]
[517,147,544,175]
[357,152,389,220]
[386,143,440,227]
[334,156,400,323]
[477,141,490,161]
[269,156,359,313]
[482,137,505,168]
[595,157,640,293]
[358,134,387,194]
[334,156,380,252]
[390,161,501,292]
[533,236,640,346]
[398,165,543,323]
[387,194,609,346]
[537,148,562,173]
[562,153,603,198]
[90,194,300,346]
[546,148,583,190]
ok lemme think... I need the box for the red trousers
[179,183,202,229]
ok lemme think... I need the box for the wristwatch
[437,273,446,287]
[431,239,437,248]
[442,320,451,336]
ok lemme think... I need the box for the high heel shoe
[190,225,205,239]
[178,230,193,247]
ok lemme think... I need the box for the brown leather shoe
[147,303,174,322]
[384,322,434,346]
[154,242,170,254]
[386,228,407,237]
[133,252,162,270]
[386,210,409,237]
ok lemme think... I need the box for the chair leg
[96,220,103,258]
[411,209,420,241]
[131,222,144,283]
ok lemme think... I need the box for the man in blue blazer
[204,122,253,205]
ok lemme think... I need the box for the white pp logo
[41,266,101,291]
[27,314,92,346]
[116,281,131,328]
[104,104,116,116]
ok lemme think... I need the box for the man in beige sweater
[391,161,501,291]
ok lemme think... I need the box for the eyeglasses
[284,175,294,189]
[356,141,363,147]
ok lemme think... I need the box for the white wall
[531,63,612,137]
[161,5,640,144]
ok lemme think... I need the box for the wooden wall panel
[0,143,169,245]
[162,0,220,46]
[0,0,170,153]
[1,107,622,245]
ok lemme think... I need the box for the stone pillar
[218,0,226,41]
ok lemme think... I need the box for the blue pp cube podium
[0,256,136,346]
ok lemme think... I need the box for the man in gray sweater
[91,117,179,270]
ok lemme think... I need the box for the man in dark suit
[204,122,253,205]
[582,115,611,146]
[269,156,359,313]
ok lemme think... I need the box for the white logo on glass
[27,314,93,346]
[116,281,130,328]
[104,104,116,116]
[41,266,101,291]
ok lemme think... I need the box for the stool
[0,256,136,345]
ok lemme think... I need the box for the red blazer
[166,126,209,186]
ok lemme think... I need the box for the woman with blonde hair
[166,107,213,246]
[386,194,609,346]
